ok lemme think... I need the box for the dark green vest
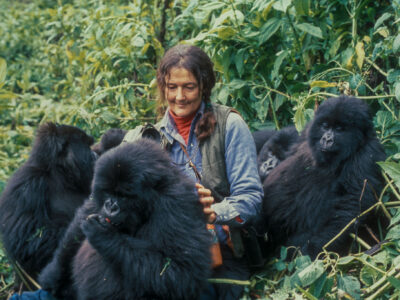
[198,103,234,202]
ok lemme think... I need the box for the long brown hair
[156,44,216,142]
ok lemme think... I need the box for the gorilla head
[91,128,127,156]
[308,97,374,168]
[257,126,300,182]
[89,140,174,234]
[31,123,96,193]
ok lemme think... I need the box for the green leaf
[329,38,341,58]
[294,108,306,132]
[394,34,400,53]
[258,18,282,45]
[234,49,245,77]
[200,1,226,12]
[216,27,237,40]
[387,70,400,83]
[390,209,400,228]
[298,260,325,287]
[280,246,288,260]
[272,50,289,80]
[378,161,400,190]
[395,82,400,102]
[341,47,354,69]
[386,224,400,240]
[374,12,392,30]
[293,0,309,16]
[309,273,333,299]
[100,110,117,123]
[295,255,311,269]
[337,275,361,300]
[337,256,355,265]
[213,9,244,28]
[388,276,400,290]
[0,92,18,99]
[229,79,247,90]
[0,58,6,85]
[276,260,287,271]
[217,86,230,105]
[360,265,379,286]
[272,0,292,12]
[295,23,323,39]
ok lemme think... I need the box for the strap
[179,143,202,182]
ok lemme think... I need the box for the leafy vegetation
[0,0,400,299]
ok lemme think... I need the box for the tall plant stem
[351,0,358,48]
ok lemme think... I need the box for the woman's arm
[211,113,264,227]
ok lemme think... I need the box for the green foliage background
[0,0,400,299]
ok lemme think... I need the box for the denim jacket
[158,102,263,227]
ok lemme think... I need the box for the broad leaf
[378,161,400,190]
[258,18,282,45]
[355,41,365,69]
[388,276,400,290]
[394,34,400,53]
[272,0,292,12]
[298,260,325,287]
[374,12,392,29]
[295,23,323,39]
[0,58,6,85]
[337,275,361,300]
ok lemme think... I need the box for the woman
[150,44,263,299]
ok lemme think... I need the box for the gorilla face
[259,151,280,179]
[92,190,153,234]
[89,142,173,235]
[308,98,371,167]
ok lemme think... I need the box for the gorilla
[252,129,276,154]
[91,128,127,156]
[262,96,386,259]
[0,122,96,283]
[39,139,211,300]
[257,126,301,182]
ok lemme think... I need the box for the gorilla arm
[38,198,98,298]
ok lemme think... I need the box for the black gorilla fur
[39,139,211,300]
[0,122,95,280]
[252,129,276,154]
[257,126,301,182]
[91,128,127,155]
[262,96,386,259]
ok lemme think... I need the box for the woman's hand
[195,183,216,224]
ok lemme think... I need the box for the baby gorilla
[257,126,301,182]
[40,139,211,300]
[91,128,127,156]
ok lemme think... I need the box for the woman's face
[165,67,201,117]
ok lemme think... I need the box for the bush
[1,0,400,298]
